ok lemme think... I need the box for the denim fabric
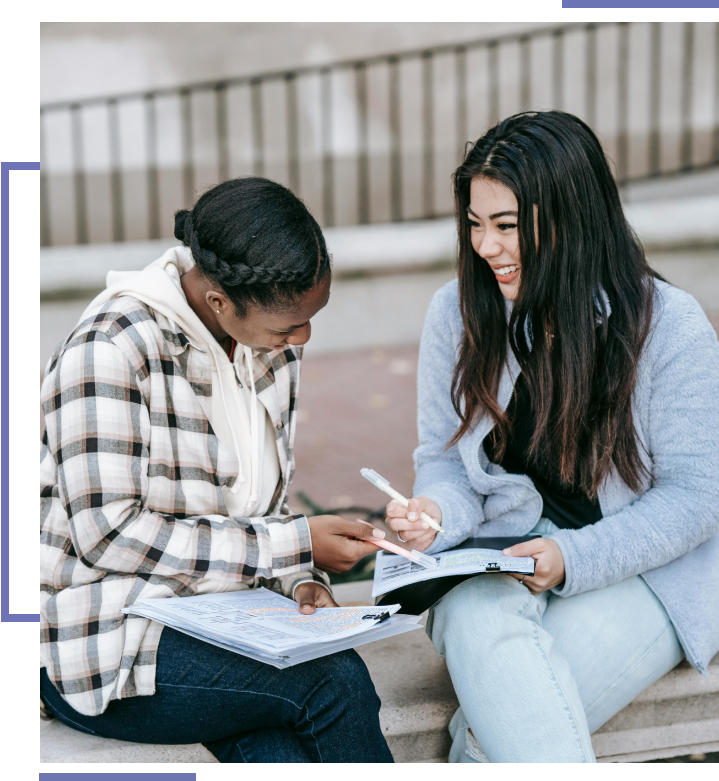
[40,626,394,763]
[426,518,684,763]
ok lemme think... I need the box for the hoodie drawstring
[213,346,245,497]
[244,345,260,511]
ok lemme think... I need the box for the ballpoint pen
[360,468,445,534]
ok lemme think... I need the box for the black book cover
[377,536,536,615]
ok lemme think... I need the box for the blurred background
[41,22,719,581]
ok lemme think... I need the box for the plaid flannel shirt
[40,297,328,717]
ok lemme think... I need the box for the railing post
[455,46,468,164]
[616,23,630,182]
[552,28,564,111]
[180,88,195,207]
[422,51,435,220]
[388,56,402,222]
[519,36,531,113]
[648,22,662,177]
[585,24,597,128]
[488,41,499,127]
[355,62,370,225]
[714,21,719,165]
[215,82,230,183]
[250,78,264,178]
[285,73,300,194]
[145,93,161,240]
[108,98,125,242]
[70,103,88,245]
[320,67,335,227]
[40,110,51,247]
[680,22,694,170]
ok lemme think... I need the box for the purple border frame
[40,775,197,780]
[563,1,719,6]
[1,161,41,622]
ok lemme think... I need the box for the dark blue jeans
[40,626,394,763]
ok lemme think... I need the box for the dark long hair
[451,111,660,497]
[174,177,331,315]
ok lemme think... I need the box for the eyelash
[468,221,517,231]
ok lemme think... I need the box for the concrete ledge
[40,194,719,298]
[40,580,719,763]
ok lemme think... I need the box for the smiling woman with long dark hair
[384,111,719,762]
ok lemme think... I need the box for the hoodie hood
[504,285,612,347]
[81,245,276,514]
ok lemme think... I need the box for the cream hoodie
[80,246,280,518]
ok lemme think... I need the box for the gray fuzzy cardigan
[415,279,719,675]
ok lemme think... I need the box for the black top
[483,374,602,530]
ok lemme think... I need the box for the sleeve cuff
[265,513,313,576]
[290,578,333,601]
[548,530,575,598]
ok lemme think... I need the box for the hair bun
[174,210,191,242]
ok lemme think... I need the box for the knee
[318,650,380,709]
[428,575,533,656]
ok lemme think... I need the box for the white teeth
[495,265,519,276]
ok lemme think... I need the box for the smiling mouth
[493,264,519,276]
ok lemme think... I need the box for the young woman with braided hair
[40,177,394,762]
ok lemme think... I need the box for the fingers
[331,517,385,540]
[503,538,546,558]
[313,588,339,608]
[385,500,407,518]
[407,496,441,524]
[295,582,339,613]
[385,517,430,534]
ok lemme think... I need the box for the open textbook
[124,588,422,668]
[372,541,536,599]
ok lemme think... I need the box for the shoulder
[424,279,462,336]
[427,278,460,318]
[45,297,166,377]
[648,279,718,357]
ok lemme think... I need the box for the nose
[286,322,312,347]
[474,228,502,259]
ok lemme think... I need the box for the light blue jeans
[426,518,684,763]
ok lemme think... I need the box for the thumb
[503,539,544,558]
[299,593,316,614]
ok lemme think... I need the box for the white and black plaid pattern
[40,297,326,716]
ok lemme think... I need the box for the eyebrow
[467,207,518,220]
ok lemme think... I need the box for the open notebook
[374,536,537,615]
[124,587,422,668]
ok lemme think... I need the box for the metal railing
[40,21,719,247]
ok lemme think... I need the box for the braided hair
[174,177,331,315]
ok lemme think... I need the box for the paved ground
[289,344,420,517]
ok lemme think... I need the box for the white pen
[360,468,445,534]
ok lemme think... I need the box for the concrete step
[40,580,719,763]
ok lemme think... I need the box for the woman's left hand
[294,582,338,614]
[502,538,565,594]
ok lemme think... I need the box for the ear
[205,289,232,315]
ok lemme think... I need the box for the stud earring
[216,310,220,314]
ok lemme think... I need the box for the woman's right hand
[385,496,442,552]
[308,516,385,573]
